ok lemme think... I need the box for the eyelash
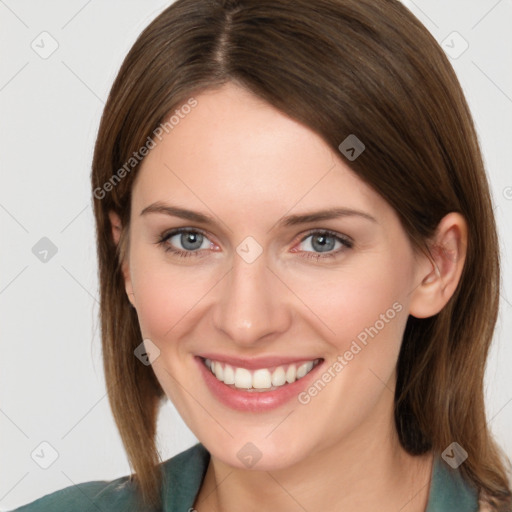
[154,228,353,261]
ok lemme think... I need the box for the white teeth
[204,358,320,391]
[213,360,223,380]
[271,366,286,386]
[253,369,272,389]
[297,361,314,379]
[223,364,235,385]
[285,365,296,383]
[234,368,252,389]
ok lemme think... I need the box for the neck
[194,392,433,512]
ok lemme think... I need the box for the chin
[202,431,314,471]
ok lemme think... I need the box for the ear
[108,210,136,308]
[409,212,468,319]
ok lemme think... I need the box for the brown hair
[91,0,512,509]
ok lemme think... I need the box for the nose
[212,251,292,346]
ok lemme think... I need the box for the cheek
[287,257,412,355]
[129,250,213,341]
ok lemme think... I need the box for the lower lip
[195,356,324,412]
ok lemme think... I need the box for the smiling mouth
[202,357,323,392]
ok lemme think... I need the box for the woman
[12,0,511,510]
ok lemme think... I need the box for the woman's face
[117,82,430,470]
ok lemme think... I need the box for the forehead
[131,83,387,223]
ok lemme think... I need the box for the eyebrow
[140,201,377,227]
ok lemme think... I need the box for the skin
[109,82,468,512]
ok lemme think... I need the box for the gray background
[1,0,511,508]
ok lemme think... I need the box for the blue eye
[295,230,353,260]
[156,228,212,257]
[155,228,353,261]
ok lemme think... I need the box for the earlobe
[409,212,468,319]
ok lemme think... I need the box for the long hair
[90,0,512,509]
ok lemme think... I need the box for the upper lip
[198,353,323,370]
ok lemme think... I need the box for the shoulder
[9,444,209,512]
[8,475,141,512]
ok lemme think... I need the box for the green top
[10,443,479,511]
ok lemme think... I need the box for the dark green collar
[161,443,479,511]
[161,442,210,510]
[426,452,479,511]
